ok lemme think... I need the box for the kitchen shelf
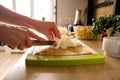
[94,1,113,8]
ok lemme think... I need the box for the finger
[47,28,61,40]
[52,27,61,38]
[7,41,19,49]
[17,39,32,50]
[17,40,25,50]
[46,30,54,40]
[8,45,16,50]
[17,44,25,50]
[25,37,32,48]
[28,29,46,41]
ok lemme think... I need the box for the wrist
[29,20,43,29]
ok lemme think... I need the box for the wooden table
[0,51,22,80]
[4,40,120,80]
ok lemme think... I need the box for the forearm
[0,4,35,28]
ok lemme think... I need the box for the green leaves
[92,14,120,37]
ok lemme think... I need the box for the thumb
[28,29,46,41]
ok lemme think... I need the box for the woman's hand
[31,21,61,40]
[0,5,61,41]
[0,23,45,50]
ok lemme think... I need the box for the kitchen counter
[0,51,22,80]
[3,40,120,80]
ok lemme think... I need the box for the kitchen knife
[0,40,56,46]
[32,40,56,46]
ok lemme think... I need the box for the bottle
[74,10,82,26]
[72,10,82,32]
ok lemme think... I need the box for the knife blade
[32,40,56,46]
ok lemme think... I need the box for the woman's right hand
[0,23,45,50]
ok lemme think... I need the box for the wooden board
[29,46,93,56]
[25,46,104,66]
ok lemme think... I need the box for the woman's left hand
[31,21,61,40]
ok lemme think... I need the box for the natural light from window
[0,0,56,22]
[16,0,31,17]
[0,0,13,10]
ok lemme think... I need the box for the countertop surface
[2,40,120,80]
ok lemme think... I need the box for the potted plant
[91,14,120,38]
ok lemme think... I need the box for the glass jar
[74,26,94,40]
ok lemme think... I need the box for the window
[0,0,13,10]
[0,0,56,22]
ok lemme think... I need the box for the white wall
[57,0,88,26]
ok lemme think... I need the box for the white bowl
[102,37,120,58]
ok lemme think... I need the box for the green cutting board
[25,54,104,66]
[25,46,104,66]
